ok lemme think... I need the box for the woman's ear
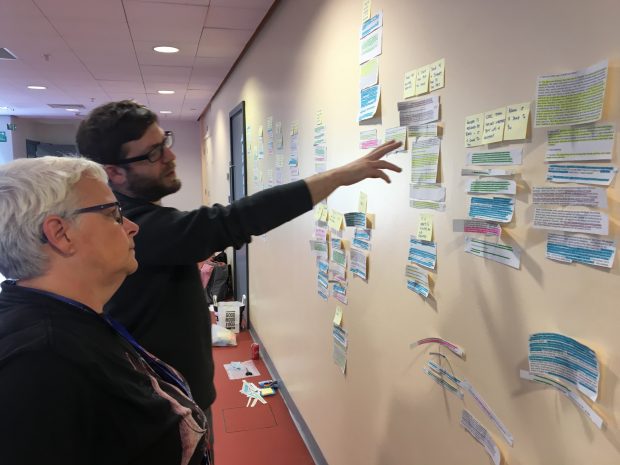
[41,216,75,255]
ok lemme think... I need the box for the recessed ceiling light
[160,110,172,114]
[153,46,179,54]
[65,108,80,112]
[27,85,47,90]
[157,90,175,95]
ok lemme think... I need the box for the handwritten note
[328,209,344,230]
[414,65,430,96]
[358,191,368,213]
[504,102,530,140]
[465,113,483,148]
[429,58,445,92]
[482,107,507,144]
[333,306,343,326]
[361,0,371,21]
[403,69,416,99]
[417,214,433,241]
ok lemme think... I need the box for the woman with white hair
[0,156,210,465]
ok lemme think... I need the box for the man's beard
[126,167,182,202]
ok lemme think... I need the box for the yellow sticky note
[320,205,329,222]
[328,210,344,230]
[358,192,368,213]
[482,107,506,145]
[429,58,445,92]
[333,306,343,326]
[361,0,371,21]
[503,101,530,141]
[465,113,484,148]
[361,58,379,88]
[414,65,430,96]
[315,110,324,127]
[258,125,263,137]
[314,204,325,221]
[417,214,433,241]
[403,69,416,99]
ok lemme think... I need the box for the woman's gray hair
[0,156,108,280]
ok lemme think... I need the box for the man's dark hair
[76,100,158,164]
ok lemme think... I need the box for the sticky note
[333,306,343,326]
[417,214,433,241]
[358,192,368,213]
[404,69,416,99]
[328,210,344,230]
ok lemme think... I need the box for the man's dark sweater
[108,180,313,410]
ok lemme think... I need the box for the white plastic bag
[211,323,237,346]
[216,301,243,333]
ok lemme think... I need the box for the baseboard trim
[249,328,328,465]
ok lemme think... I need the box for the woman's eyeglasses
[41,202,124,243]
[73,201,124,224]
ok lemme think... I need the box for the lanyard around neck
[12,283,193,399]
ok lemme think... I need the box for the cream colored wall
[202,1,620,464]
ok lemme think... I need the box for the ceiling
[0,0,276,121]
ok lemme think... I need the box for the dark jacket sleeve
[123,180,313,266]
[0,352,93,465]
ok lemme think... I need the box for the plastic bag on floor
[211,323,237,346]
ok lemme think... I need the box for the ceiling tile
[210,0,274,8]
[197,28,253,58]
[124,1,207,43]
[131,0,210,5]
[141,65,192,84]
[107,92,149,104]
[34,0,126,21]
[205,6,267,30]
[98,80,146,94]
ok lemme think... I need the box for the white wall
[202,1,620,464]
[30,120,80,145]
[160,119,203,211]
[9,118,79,158]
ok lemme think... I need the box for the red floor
[211,330,315,465]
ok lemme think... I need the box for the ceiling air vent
[0,48,17,60]
[47,104,86,110]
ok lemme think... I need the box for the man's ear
[41,216,75,255]
[104,164,127,187]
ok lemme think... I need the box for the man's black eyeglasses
[73,201,124,224]
[112,131,174,165]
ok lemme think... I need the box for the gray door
[229,102,249,327]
